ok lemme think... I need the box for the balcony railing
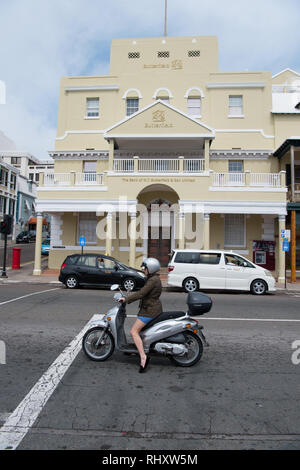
[113,157,205,173]
[44,173,71,186]
[212,172,283,188]
[43,172,104,186]
[75,172,104,185]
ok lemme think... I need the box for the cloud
[0,0,299,158]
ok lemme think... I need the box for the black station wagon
[59,253,146,290]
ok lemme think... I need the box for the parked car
[41,238,51,255]
[16,231,35,243]
[59,253,147,290]
[168,249,276,295]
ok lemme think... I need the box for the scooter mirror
[111,284,120,291]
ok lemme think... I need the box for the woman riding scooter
[118,257,162,373]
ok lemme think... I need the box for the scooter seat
[141,311,186,332]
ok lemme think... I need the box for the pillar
[178,212,185,249]
[33,212,43,275]
[204,213,210,249]
[105,212,113,256]
[291,210,296,283]
[278,215,286,285]
[108,139,114,171]
[129,211,137,267]
[204,139,210,171]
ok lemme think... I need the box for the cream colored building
[34,36,300,282]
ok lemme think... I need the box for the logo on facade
[0,80,6,104]
[171,60,183,70]
[152,110,166,123]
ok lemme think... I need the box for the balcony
[43,172,104,186]
[112,157,205,174]
[212,172,285,188]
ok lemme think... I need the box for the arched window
[122,89,142,116]
[153,88,173,104]
[184,87,204,117]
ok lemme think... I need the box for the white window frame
[85,98,99,119]
[224,214,246,248]
[187,96,201,117]
[126,98,139,116]
[77,213,97,245]
[228,95,244,118]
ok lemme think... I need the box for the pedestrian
[118,257,162,373]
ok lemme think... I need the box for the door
[197,252,225,289]
[224,253,254,290]
[76,255,100,283]
[148,226,171,267]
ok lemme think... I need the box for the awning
[273,137,300,158]
[28,217,48,225]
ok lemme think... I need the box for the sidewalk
[1,260,300,292]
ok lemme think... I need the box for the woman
[119,257,162,373]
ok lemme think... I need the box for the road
[0,285,300,451]
[0,242,36,268]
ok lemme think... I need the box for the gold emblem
[171,59,183,70]
[152,110,166,122]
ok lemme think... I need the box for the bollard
[12,247,21,270]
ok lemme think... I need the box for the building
[34,35,300,281]
[0,158,18,239]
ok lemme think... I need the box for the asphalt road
[0,241,36,268]
[0,284,300,451]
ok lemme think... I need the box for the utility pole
[164,0,167,37]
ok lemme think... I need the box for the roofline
[273,137,300,158]
[272,68,300,79]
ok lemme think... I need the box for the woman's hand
[118,297,126,303]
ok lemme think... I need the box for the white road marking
[0,288,61,307]
[126,314,300,323]
[0,314,103,450]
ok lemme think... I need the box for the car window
[102,259,117,270]
[174,252,200,264]
[199,253,221,265]
[225,254,254,268]
[42,239,50,245]
[77,255,96,267]
[66,255,79,265]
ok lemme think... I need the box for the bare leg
[130,319,147,367]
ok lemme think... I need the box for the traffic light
[0,214,13,235]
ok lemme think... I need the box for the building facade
[34,36,300,281]
[0,158,18,240]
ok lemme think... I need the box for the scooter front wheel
[82,327,114,361]
[169,331,203,367]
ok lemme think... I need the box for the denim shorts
[138,316,153,324]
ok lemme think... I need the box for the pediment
[104,101,214,138]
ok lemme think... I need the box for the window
[175,252,200,264]
[157,96,169,104]
[224,214,245,247]
[198,253,221,265]
[187,97,201,116]
[128,52,140,59]
[86,98,99,117]
[229,95,243,116]
[126,98,139,116]
[225,253,254,268]
[78,213,97,244]
[188,50,200,57]
[228,160,243,173]
[157,51,169,58]
[77,255,97,267]
[84,161,97,173]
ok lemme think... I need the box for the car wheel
[250,279,267,295]
[122,278,136,292]
[183,277,199,293]
[65,275,79,289]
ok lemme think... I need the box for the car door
[99,258,121,286]
[75,255,100,284]
[224,253,254,290]
[196,252,226,289]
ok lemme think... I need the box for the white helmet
[141,257,161,274]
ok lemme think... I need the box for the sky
[0,0,300,159]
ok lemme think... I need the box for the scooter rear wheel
[82,327,114,361]
[169,331,203,367]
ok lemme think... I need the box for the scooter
[82,284,211,367]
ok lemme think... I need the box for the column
[33,212,43,275]
[291,210,296,283]
[105,212,113,256]
[204,213,210,250]
[204,139,210,171]
[108,139,114,171]
[278,215,286,285]
[178,212,185,250]
[129,211,137,267]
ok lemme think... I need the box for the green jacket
[125,273,162,318]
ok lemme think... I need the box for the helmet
[141,257,161,274]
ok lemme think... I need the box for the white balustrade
[138,159,179,172]
[44,173,70,186]
[183,159,205,172]
[76,173,104,185]
[213,172,245,186]
[250,173,281,187]
[213,172,282,188]
[113,159,134,172]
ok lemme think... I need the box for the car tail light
[61,263,66,269]
[168,265,174,272]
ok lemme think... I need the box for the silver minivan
[168,249,276,295]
